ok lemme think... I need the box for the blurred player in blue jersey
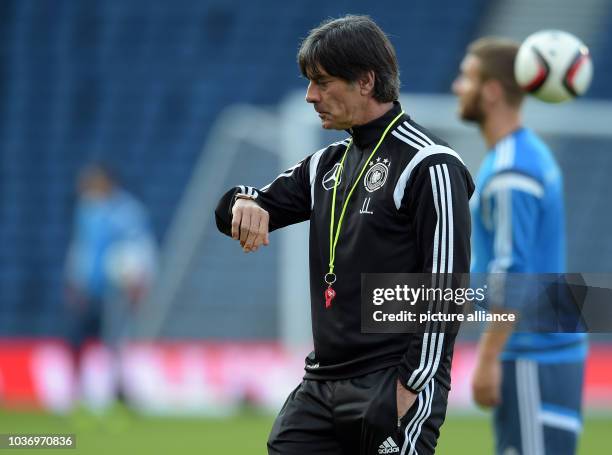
[453,37,587,455]
[65,163,158,411]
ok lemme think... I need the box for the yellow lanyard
[325,111,405,292]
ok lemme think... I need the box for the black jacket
[215,102,474,393]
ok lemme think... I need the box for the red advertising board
[0,340,610,414]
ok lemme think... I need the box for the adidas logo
[378,436,400,454]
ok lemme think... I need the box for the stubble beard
[460,92,486,126]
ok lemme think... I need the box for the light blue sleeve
[481,172,545,312]
[484,172,544,273]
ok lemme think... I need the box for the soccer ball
[514,30,593,103]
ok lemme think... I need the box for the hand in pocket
[396,379,417,419]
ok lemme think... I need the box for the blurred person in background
[65,163,157,412]
[452,37,587,455]
[216,15,473,454]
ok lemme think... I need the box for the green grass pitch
[0,408,609,454]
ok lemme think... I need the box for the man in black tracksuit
[215,15,474,455]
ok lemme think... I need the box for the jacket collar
[347,101,403,149]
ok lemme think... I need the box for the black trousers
[267,367,449,455]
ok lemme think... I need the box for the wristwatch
[234,193,257,202]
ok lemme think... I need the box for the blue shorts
[494,359,584,455]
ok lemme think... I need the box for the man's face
[305,67,363,130]
[78,170,113,200]
[452,54,486,123]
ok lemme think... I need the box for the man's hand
[471,356,502,408]
[396,379,417,420]
[231,198,270,253]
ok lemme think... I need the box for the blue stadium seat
[2,0,609,339]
